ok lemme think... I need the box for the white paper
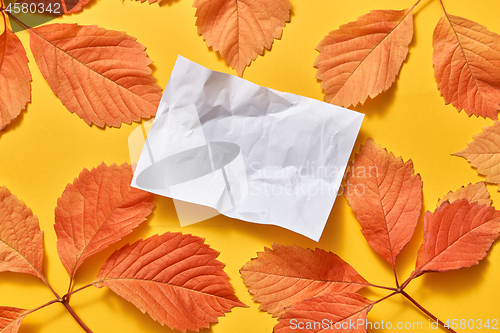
[131,56,364,241]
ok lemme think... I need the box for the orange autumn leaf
[314,8,414,107]
[412,200,500,278]
[437,181,491,207]
[193,0,291,77]
[29,23,162,128]
[94,232,246,333]
[454,122,500,190]
[240,244,368,317]
[274,293,373,333]
[54,163,154,279]
[433,14,500,120]
[0,186,44,280]
[0,307,28,333]
[0,29,31,131]
[344,138,422,269]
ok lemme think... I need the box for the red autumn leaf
[0,307,28,333]
[344,138,422,269]
[193,0,291,77]
[454,122,500,190]
[314,8,414,107]
[412,200,500,278]
[433,13,500,120]
[29,23,162,128]
[94,232,246,333]
[54,163,154,279]
[437,182,491,207]
[0,29,31,131]
[0,186,44,280]
[274,293,373,333]
[240,244,368,317]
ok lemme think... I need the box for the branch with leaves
[0,163,245,333]
[241,139,500,333]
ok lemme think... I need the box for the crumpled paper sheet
[131,56,364,241]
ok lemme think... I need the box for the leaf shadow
[394,191,427,282]
[350,79,398,118]
[417,251,493,299]
[158,0,180,7]
[0,105,28,139]
[18,323,40,333]
[75,288,213,333]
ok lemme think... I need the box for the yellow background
[1,0,499,332]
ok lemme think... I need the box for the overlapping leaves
[0,163,244,333]
[241,139,500,332]
[0,1,162,131]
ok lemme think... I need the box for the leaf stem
[401,291,457,333]
[25,298,60,316]
[66,282,95,297]
[410,0,423,12]
[399,274,415,291]
[40,275,62,300]
[363,282,398,292]
[5,10,31,30]
[61,298,94,333]
[439,0,449,16]
[1,11,6,33]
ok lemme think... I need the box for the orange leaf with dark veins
[274,293,373,333]
[0,307,28,333]
[344,138,422,270]
[54,163,154,280]
[194,0,291,77]
[240,244,368,317]
[29,23,162,128]
[412,200,500,278]
[314,8,414,107]
[94,232,246,333]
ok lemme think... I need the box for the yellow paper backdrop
[1,0,499,332]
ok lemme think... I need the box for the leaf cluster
[0,163,244,333]
[241,139,500,333]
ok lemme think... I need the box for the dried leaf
[437,182,491,207]
[454,122,500,190]
[29,23,162,128]
[0,186,44,280]
[412,200,500,278]
[240,244,368,317]
[433,14,500,120]
[0,307,28,333]
[94,232,246,332]
[0,29,31,131]
[344,138,422,268]
[194,0,291,77]
[274,293,373,333]
[54,163,154,279]
[314,8,414,107]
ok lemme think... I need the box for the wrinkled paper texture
[131,56,363,241]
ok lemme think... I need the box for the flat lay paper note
[131,56,364,241]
